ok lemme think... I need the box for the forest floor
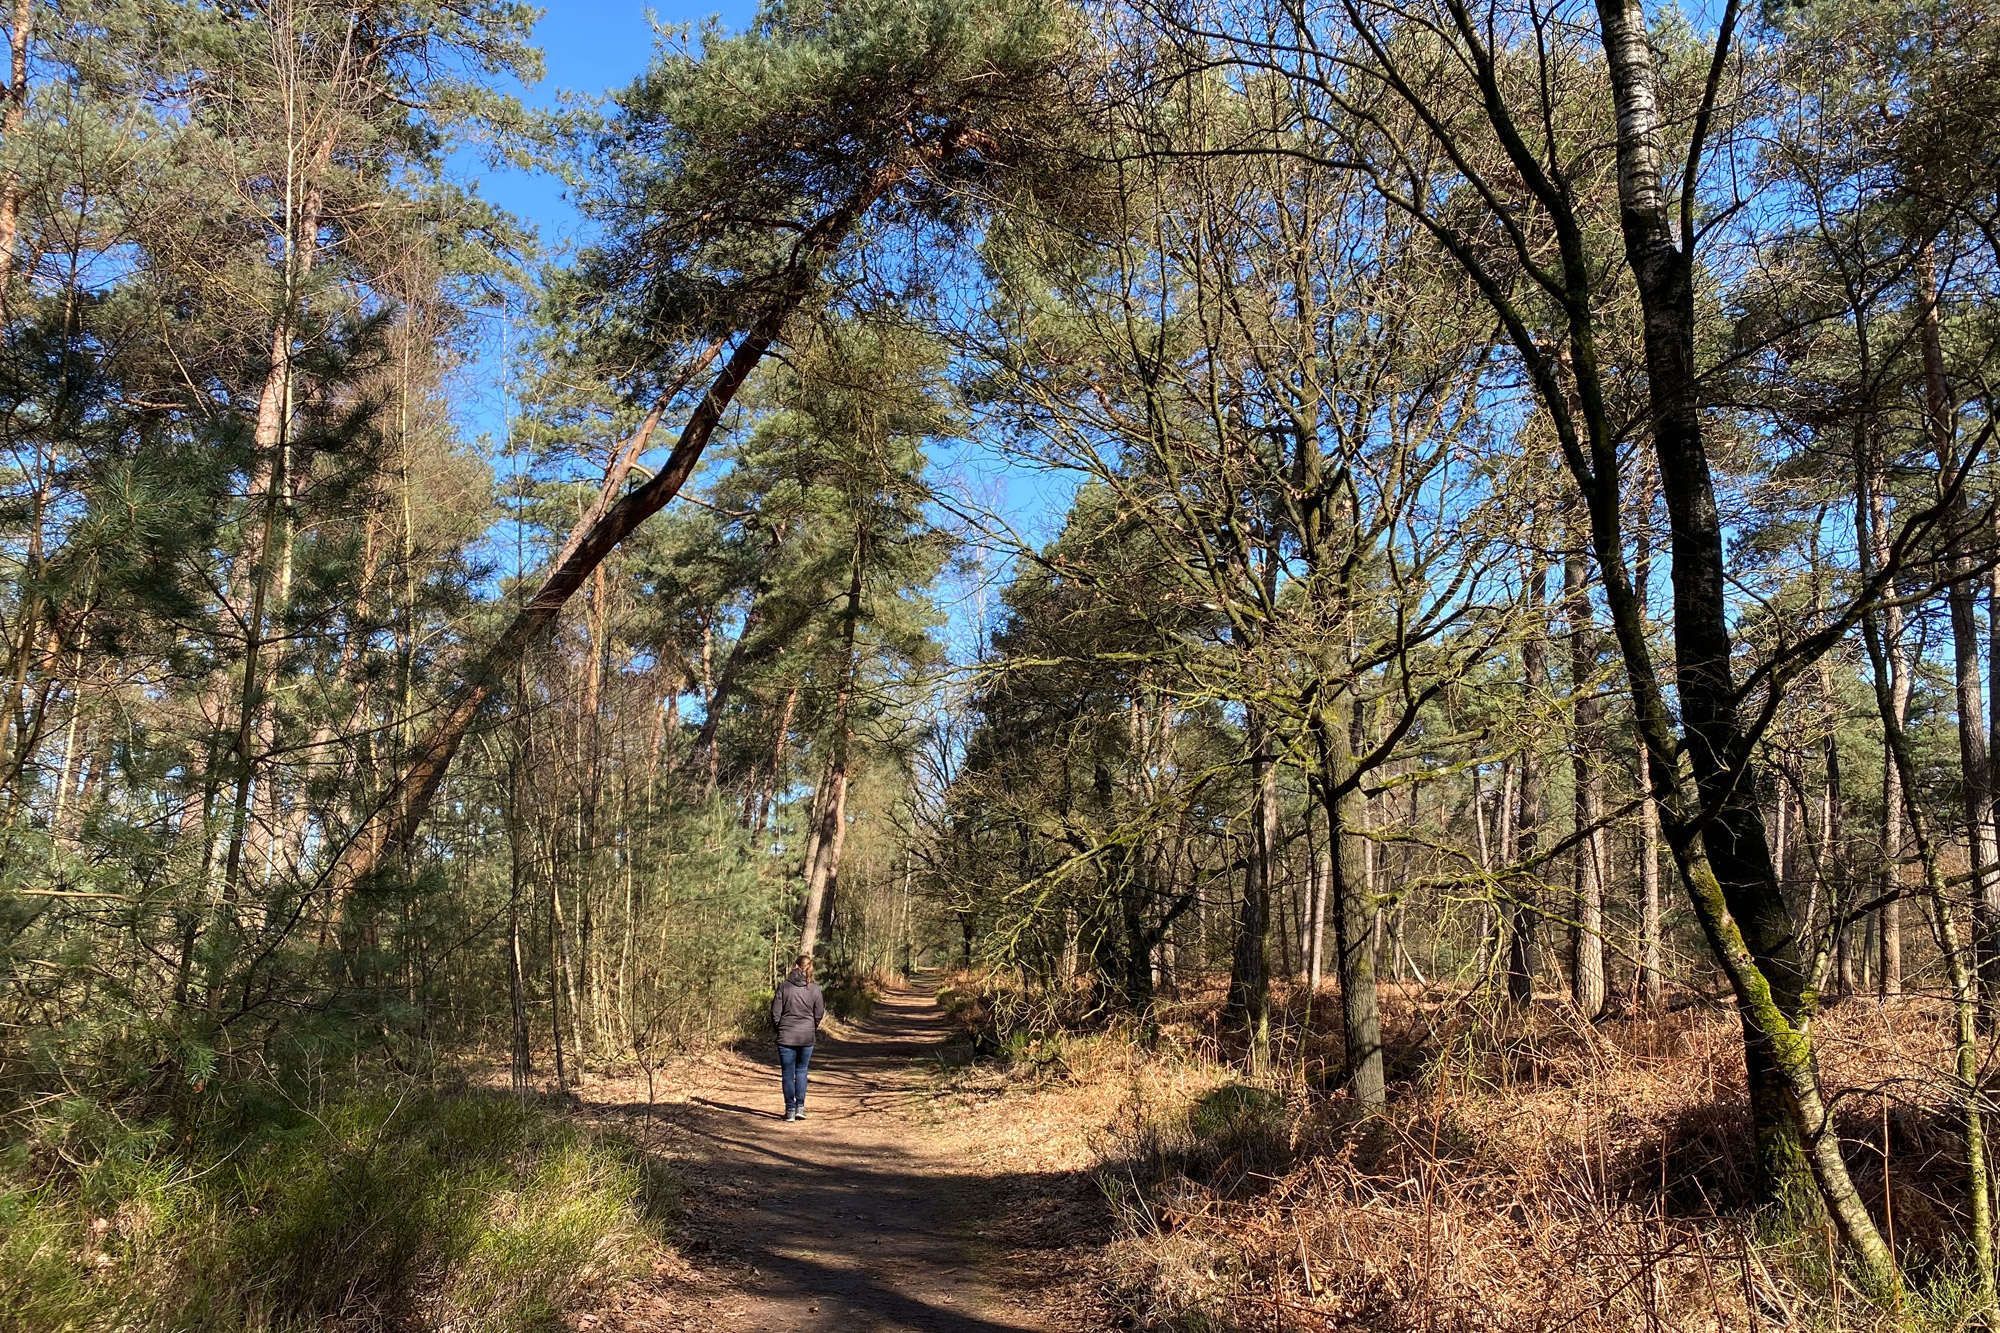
[524,976,1980,1332]
[565,976,1115,1332]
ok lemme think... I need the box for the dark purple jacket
[772,969,825,1047]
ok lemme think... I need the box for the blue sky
[449,1,749,572]
[449,0,1074,661]
[448,0,753,436]
[460,1,755,253]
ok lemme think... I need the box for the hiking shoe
[783,1108,797,1121]
[793,1109,807,1120]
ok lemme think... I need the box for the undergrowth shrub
[822,970,882,1022]
[746,967,891,1040]
[1179,1085,1287,1170]
[935,968,1988,1330]
[938,967,1142,1063]
[0,1086,667,1333]
[1101,990,1990,1331]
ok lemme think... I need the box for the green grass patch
[1184,1083,1285,1149]
[0,1087,669,1333]
[822,976,878,1022]
[1115,1080,1293,1186]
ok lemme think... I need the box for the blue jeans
[779,1043,813,1112]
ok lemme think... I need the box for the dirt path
[590,980,1063,1332]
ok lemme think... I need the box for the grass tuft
[0,1086,667,1333]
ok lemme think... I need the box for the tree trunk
[323,168,897,896]
[798,527,865,958]
[1632,461,1664,1008]
[1992,506,2000,910]
[1948,568,1994,1014]
[551,870,583,1067]
[1104,759,1154,1014]
[506,734,533,1095]
[797,757,853,959]
[548,864,568,1096]
[1308,827,1328,991]
[1363,797,1381,980]
[1494,760,1518,986]
[756,683,801,834]
[214,160,328,951]
[1773,780,1790,894]
[580,566,611,1044]
[695,523,792,790]
[1472,766,1499,981]
[1228,712,1276,1074]
[1322,709,1384,1108]
[1565,521,1607,1018]
[1634,739,1664,1007]
[1864,436,1909,998]
[1821,654,1854,1001]
[1991,507,2000,888]
[0,0,34,305]
[1594,0,1842,1232]
[1508,565,1548,1004]
[1861,586,1995,1314]
[1921,245,1999,1024]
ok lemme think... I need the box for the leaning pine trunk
[322,366,707,899]
[322,165,900,899]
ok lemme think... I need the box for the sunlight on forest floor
[0,1088,669,1332]
[5,976,1984,1333]
[915,972,1987,1332]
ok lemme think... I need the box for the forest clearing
[4,0,2000,1328]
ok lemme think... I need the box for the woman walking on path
[772,955,825,1121]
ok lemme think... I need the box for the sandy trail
[600,980,1055,1333]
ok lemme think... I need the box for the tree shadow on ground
[594,985,1109,1331]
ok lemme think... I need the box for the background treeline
[3,0,2000,1325]
[924,0,2000,1312]
[0,3,969,1325]
[0,0,951,1098]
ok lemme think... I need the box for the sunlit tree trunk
[1862,575,1994,1315]
[1920,246,2000,1024]
[1862,436,1909,998]
[1628,460,1664,1008]
[799,529,864,957]
[506,726,534,1096]
[1593,0,1880,1251]
[0,0,35,305]
[1307,828,1328,991]
[1507,565,1548,1003]
[1319,697,1383,1107]
[1565,520,1606,1018]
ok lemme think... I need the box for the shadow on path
[633,979,1075,1332]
